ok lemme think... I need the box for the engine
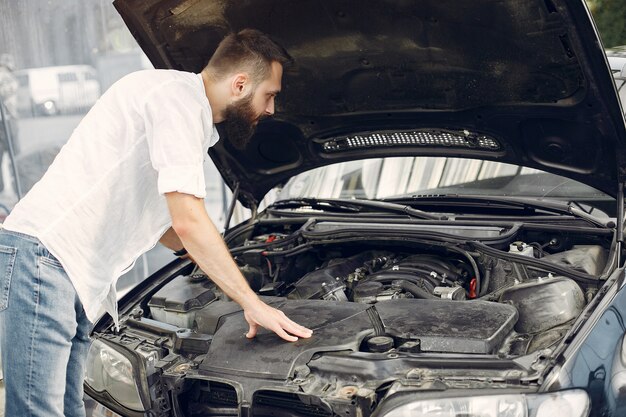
[286,251,474,302]
[147,239,606,356]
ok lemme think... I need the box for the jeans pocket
[0,244,17,311]
[39,255,64,269]
[39,245,64,269]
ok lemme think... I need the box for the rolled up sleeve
[142,79,211,198]
[156,165,207,198]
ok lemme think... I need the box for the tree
[587,0,626,48]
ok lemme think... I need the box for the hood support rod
[618,182,625,266]
[223,182,240,232]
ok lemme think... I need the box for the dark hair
[204,29,291,84]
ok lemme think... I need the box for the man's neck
[200,70,226,123]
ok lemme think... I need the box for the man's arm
[165,191,313,342]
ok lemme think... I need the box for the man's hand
[243,298,313,342]
[165,192,313,342]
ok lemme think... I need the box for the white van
[14,65,101,116]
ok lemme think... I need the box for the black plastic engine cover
[376,299,518,354]
[199,299,376,379]
[198,298,518,379]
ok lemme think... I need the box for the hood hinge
[618,181,625,266]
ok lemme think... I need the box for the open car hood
[114,0,626,207]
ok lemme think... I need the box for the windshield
[276,157,610,202]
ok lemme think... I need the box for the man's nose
[265,98,275,116]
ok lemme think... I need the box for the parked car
[14,65,100,116]
[84,1,626,416]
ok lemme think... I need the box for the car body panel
[542,267,626,415]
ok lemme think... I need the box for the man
[0,29,312,417]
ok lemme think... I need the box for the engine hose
[446,246,481,295]
[476,285,510,301]
[390,279,439,299]
[370,274,438,296]
[392,261,462,281]
[370,271,440,288]
[370,273,436,287]
[401,256,458,273]
[478,268,491,297]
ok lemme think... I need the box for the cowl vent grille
[321,130,500,153]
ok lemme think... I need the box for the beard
[222,93,258,151]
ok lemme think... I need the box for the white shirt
[3,69,219,324]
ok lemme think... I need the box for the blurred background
[586,0,626,48]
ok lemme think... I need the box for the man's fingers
[283,315,313,333]
[246,322,258,339]
[243,302,313,342]
[282,318,313,338]
[273,326,298,342]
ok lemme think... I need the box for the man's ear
[231,73,249,98]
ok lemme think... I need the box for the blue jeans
[0,229,92,417]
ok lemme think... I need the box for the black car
[84,1,626,416]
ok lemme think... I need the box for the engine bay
[103,217,617,417]
[145,219,610,358]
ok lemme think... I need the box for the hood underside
[114,0,626,206]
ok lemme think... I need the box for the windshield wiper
[385,195,611,228]
[269,198,444,220]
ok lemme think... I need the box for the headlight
[84,339,145,411]
[384,389,589,417]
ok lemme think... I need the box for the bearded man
[0,29,312,417]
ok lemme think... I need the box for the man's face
[223,61,283,150]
